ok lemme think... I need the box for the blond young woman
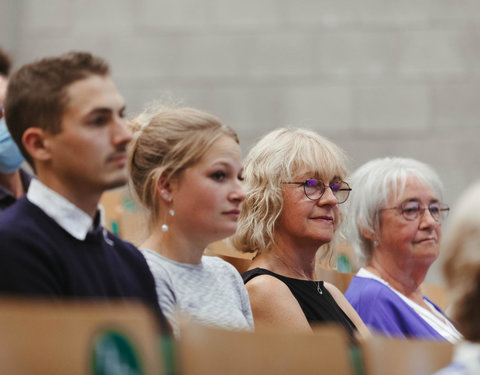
[128,106,253,334]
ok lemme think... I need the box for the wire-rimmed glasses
[380,201,449,222]
[283,179,352,204]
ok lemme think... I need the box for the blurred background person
[343,157,461,342]
[434,181,480,374]
[232,127,369,340]
[127,106,253,334]
[0,47,31,210]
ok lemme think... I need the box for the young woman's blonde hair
[127,105,238,232]
[442,180,480,342]
[231,127,347,260]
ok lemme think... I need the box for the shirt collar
[357,267,388,285]
[27,179,98,240]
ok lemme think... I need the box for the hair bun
[128,111,155,135]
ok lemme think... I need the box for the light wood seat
[421,283,450,311]
[0,298,166,375]
[315,266,355,294]
[360,334,454,375]
[177,320,355,375]
[205,240,255,274]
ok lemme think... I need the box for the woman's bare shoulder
[246,274,311,331]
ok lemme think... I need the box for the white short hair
[341,157,444,265]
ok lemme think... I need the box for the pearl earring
[161,209,175,232]
[374,240,379,247]
[160,189,169,200]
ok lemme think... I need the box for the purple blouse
[345,275,447,341]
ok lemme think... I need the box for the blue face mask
[0,117,25,173]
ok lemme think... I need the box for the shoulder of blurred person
[0,47,30,206]
[434,341,480,375]
[0,168,33,210]
[435,180,480,375]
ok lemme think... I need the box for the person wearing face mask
[0,47,32,210]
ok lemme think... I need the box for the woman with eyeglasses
[232,127,370,339]
[343,157,461,342]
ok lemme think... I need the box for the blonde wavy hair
[127,105,238,232]
[231,127,347,259]
[442,180,480,341]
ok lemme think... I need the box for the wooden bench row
[0,298,453,375]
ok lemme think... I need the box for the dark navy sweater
[0,197,170,333]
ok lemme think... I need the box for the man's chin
[103,175,128,191]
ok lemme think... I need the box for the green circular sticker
[91,330,144,375]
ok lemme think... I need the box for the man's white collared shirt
[27,179,94,241]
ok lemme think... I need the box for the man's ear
[22,127,52,162]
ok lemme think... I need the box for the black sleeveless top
[243,268,357,338]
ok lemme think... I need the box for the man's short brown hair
[4,51,110,168]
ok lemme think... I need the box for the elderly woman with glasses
[232,128,370,339]
[343,157,461,342]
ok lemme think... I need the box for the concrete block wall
[2,0,480,283]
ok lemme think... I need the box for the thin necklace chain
[271,253,323,295]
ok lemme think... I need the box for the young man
[0,51,169,333]
[0,47,32,210]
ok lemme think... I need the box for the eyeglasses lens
[401,202,447,222]
[303,179,350,203]
[303,179,325,200]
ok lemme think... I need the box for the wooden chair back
[360,334,454,375]
[421,283,450,311]
[177,321,355,375]
[205,240,255,274]
[315,267,355,294]
[0,298,165,375]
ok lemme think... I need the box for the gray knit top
[141,248,254,334]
